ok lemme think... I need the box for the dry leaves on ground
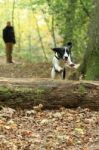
[0,106,99,150]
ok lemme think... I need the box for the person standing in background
[2,21,16,63]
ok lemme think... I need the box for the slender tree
[63,0,77,44]
[12,0,15,26]
[51,15,56,47]
[41,9,57,47]
[30,0,48,61]
[17,12,21,52]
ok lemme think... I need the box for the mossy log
[0,78,99,110]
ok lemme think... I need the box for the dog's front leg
[61,67,66,80]
[53,56,63,72]
[51,67,56,79]
[55,65,63,72]
[51,56,63,79]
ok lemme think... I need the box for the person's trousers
[5,43,14,63]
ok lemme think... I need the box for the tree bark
[0,78,99,110]
[63,0,77,44]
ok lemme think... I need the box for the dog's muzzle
[64,56,68,61]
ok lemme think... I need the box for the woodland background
[0,1,99,149]
[0,0,99,80]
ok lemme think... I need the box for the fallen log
[0,78,99,110]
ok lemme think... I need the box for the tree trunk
[12,0,15,26]
[41,9,57,47]
[17,13,21,52]
[0,78,99,110]
[30,0,48,62]
[63,0,77,44]
[51,15,57,47]
[80,0,99,80]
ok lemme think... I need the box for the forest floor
[0,56,51,78]
[0,56,99,150]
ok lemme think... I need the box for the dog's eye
[61,49,65,53]
[57,48,63,53]
[66,49,69,55]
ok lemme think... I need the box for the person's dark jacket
[3,26,16,44]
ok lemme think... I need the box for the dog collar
[55,54,60,60]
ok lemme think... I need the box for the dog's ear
[51,48,55,52]
[51,47,63,53]
[51,48,58,52]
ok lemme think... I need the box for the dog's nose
[64,56,68,61]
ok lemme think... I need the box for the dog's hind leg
[61,67,66,80]
[51,67,56,79]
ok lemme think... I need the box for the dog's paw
[73,64,80,69]
[59,68,63,73]
[69,63,80,69]
[70,63,75,67]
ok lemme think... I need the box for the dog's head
[52,42,72,61]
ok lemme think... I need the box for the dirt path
[0,56,51,78]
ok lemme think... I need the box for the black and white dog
[51,42,78,79]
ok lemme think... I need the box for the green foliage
[0,86,11,93]
[46,0,92,61]
[77,85,86,93]
[85,55,99,80]
[33,87,46,99]
[34,88,45,95]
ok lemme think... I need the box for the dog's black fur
[52,42,72,60]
